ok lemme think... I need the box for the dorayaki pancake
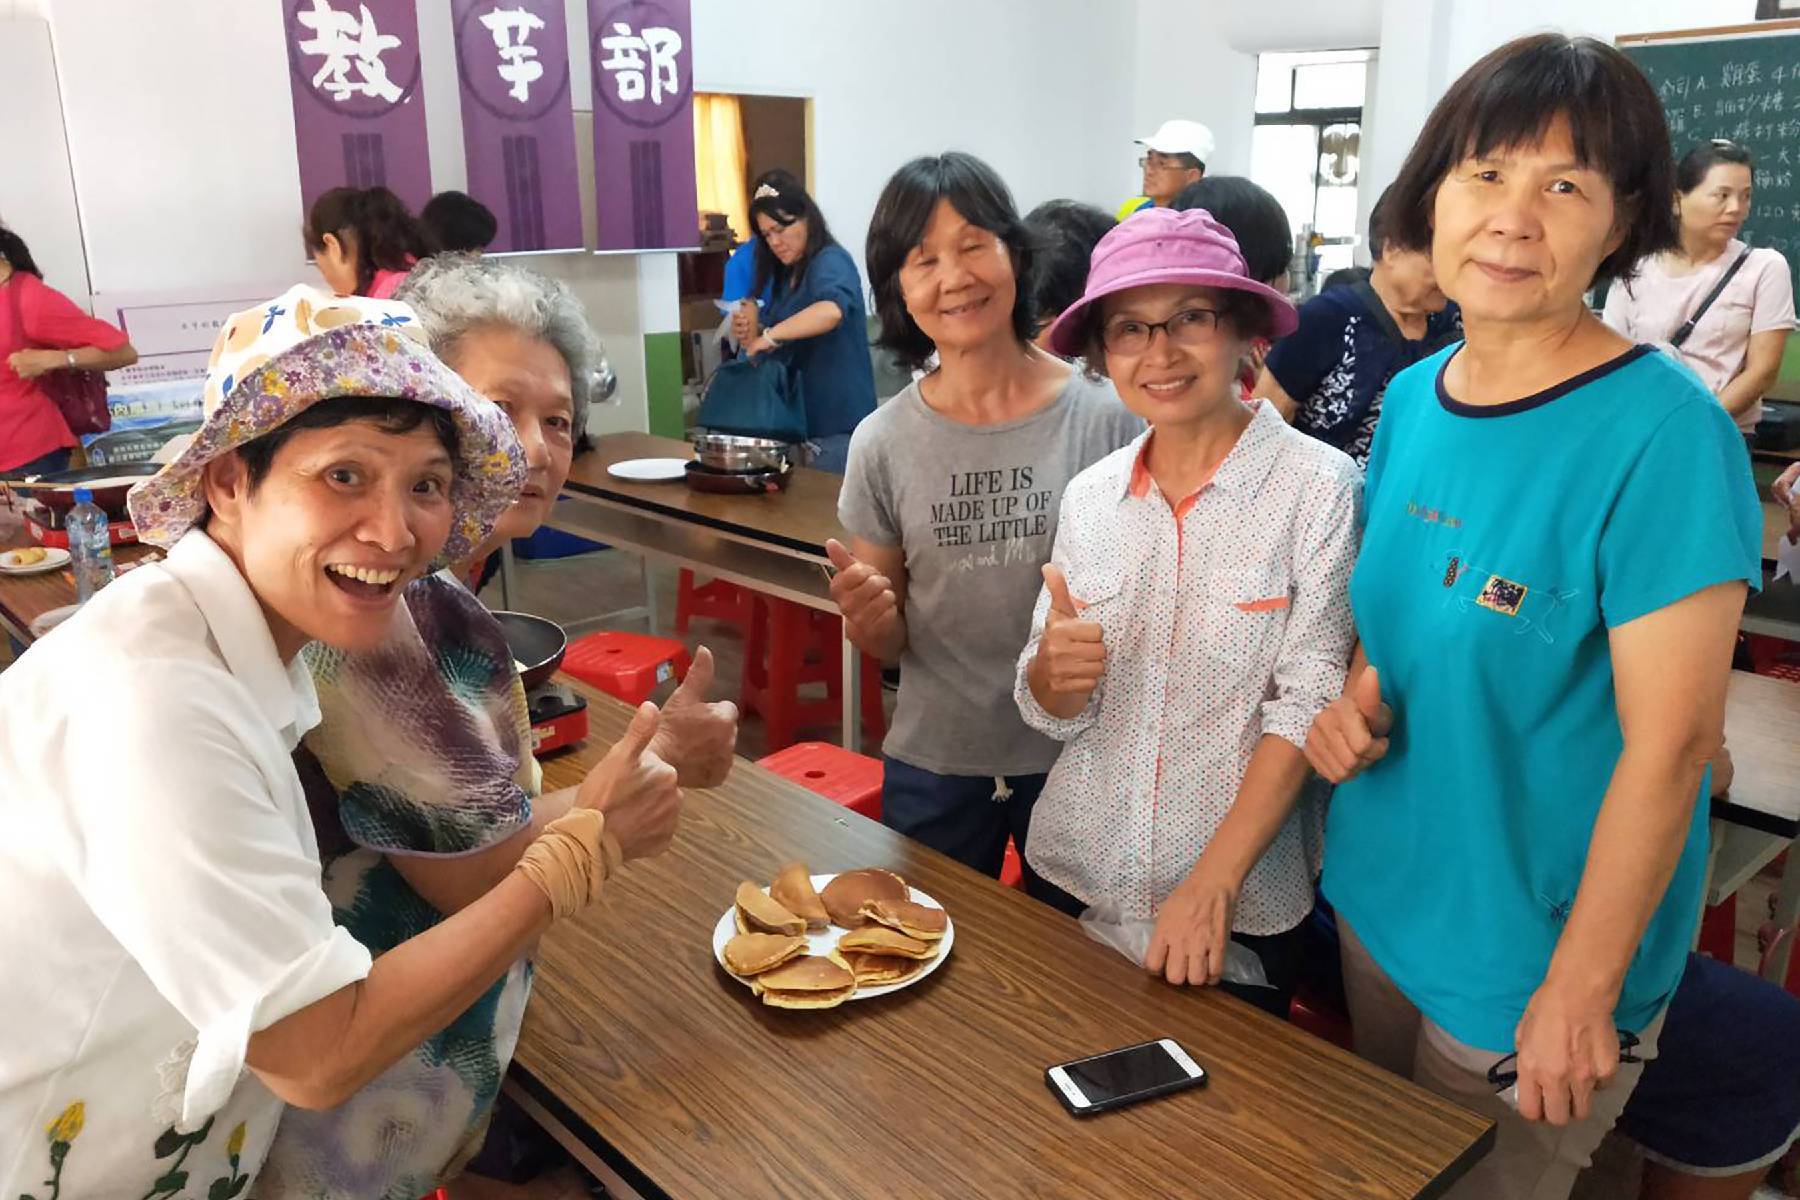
[820,868,909,928]
[750,952,857,1009]
[844,951,927,987]
[837,925,936,960]
[768,862,830,930]
[734,881,807,936]
[721,931,807,976]
[859,897,948,940]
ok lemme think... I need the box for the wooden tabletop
[1721,670,1800,838]
[0,526,155,644]
[516,682,1493,1200]
[563,433,846,556]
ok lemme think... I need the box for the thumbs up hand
[1033,563,1107,707]
[826,538,902,656]
[1304,662,1393,784]
[577,701,682,860]
[649,646,739,789]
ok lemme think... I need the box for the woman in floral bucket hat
[1014,208,1361,1017]
[0,284,676,1199]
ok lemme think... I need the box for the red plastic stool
[757,741,883,820]
[1000,837,1024,890]
[740,596,885,752]
[675,570,750,634]
[1698,893,1738,964]
[1289,986,1355,1050]
[563,631,690,705]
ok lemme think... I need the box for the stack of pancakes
[719,864,950,1008]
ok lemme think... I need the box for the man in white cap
[1118,118,1216,220]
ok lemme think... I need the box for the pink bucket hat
[1045,207,1298,357]
[127,284,524,566]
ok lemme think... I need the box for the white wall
[0,17,88,303]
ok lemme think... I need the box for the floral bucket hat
[128,284,524,565]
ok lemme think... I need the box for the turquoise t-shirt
[1321,342,1763,1053]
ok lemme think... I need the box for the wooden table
[510,681,1494,1200]
[1712,671,1800,984]
[0,527,154,647]
[554,433,866,749]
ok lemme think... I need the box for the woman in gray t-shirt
[831,152,1143,880]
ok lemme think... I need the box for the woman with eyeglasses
[1304,35,1761,1199]
[729,176,876,472]
[1604,140,1795,444]
[1016,207,1357,1018]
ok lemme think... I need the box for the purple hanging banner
[587,0,698,251]
[452,0,583,252]
[283,0,432,213]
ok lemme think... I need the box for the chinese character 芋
[598,21,682,106]
[296,0,403,103]
[480,6,546,103]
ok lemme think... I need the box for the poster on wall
[452,0,584,252]
[587,0,699,251]
[283,0,433,212]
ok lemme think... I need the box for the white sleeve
[61,672,372,1128]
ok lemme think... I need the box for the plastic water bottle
[67,487,114,603]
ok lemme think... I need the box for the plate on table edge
[0,547,70,575]
[607,457,691,482]
[711,872,955,1001]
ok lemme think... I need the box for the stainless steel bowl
[692,433,792,474]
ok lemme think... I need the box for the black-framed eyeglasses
[1486,1030,1641,1091]
[1101,307,1225,355]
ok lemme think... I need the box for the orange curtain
[693,93,749,240]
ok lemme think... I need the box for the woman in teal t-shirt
[1304,34,1762,1200]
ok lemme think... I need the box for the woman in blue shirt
[732,176,877,472]
[1303,34,1762,1200]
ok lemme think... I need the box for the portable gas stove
[526,680,589,756]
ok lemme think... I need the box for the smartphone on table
[1045,1037,1207,1116]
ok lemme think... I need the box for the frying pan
[1,462,159,515]
[493,610,568,691]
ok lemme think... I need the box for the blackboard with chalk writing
[1621,23,1800,300]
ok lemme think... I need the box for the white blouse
[1015,404,1361,932]
[0,530,371,1198]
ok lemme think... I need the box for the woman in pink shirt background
[0,225,138,475]
[1603,139,1796,436]
[304,186,427,300]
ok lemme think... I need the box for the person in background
[1171,175,1294,394]
[1307,34,1761,1199]
[829,151,1142,882]
[259,258,736,1200]
[1256,186,1458,466]
[1603,139,1795,444]
[0,225,137,475]
[419,191,498,255]
[729,175,876,472]
[306,186,431,300]
[721,168,802,310]
[1118,119,1215,220]
[1776,460,1800,538]
[1017,209,1354,1018]
[1021,199,1116,348]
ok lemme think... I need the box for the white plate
[607,457,690,482]
[0,546,70,575]
[711,872,954,1002]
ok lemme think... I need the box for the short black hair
[1380,32,1678,290]
[748,176,837,298]
[1075,288,1274,379]
[1170,176,1292,286]
[236,395,459,492]
[0,225,42,279]
[1322,266,1372,291]
[1022,200,1116,331]
[866,152,1036,369]
[1676,139,1754,194]
[1367,185,1399,261]
[305,187,432,295]
[1168,151,1204,173]
[420,190,498,253]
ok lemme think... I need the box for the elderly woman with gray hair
[259,255,738,1200]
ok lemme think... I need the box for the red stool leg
[675,568,699,634]
[762,600,806,752]
[860,653,886,740]
[1000,837,1024,889]
[1698,894,1738,963]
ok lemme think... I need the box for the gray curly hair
[394,253,613,432]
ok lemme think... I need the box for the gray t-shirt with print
[839,370,1144,776]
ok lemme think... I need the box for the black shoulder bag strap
[1669,247,1752,349]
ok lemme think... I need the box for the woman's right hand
[826,538,901,651]
[731,300,759,344]
[1034,564,1106,705]
[1773,462,1800,539]
[575,701,682,860]
[1303,665,1393,783]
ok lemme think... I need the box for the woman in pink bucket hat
[1013,207,1362,1017]
[0,285,673,1200]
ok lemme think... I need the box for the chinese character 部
[598,21,682,106]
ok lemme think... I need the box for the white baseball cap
[1136,119,1216,166]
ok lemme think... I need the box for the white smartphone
[1045,1037,1207,1116]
